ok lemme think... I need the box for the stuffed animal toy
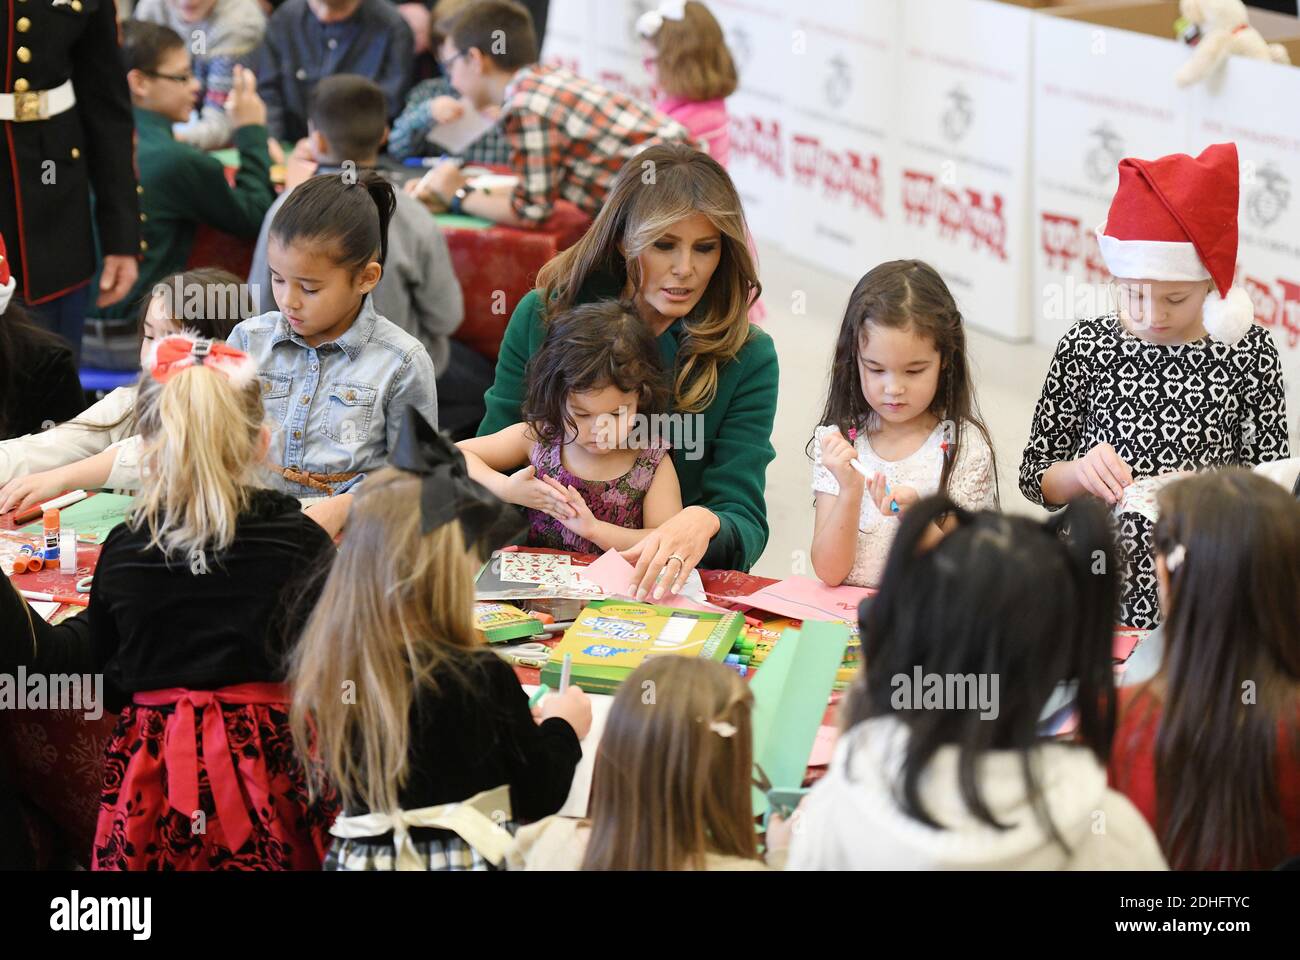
[1175,0,1290,87]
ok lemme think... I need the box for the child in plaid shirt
[410,0,692,226]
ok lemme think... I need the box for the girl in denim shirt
[227,172,438,507]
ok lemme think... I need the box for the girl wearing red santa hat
[1020,141,1290,630]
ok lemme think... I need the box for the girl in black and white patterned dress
[1020,142,1290,630]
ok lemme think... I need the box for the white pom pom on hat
[1095,141,1255,345]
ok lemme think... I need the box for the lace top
[812,420,996,587]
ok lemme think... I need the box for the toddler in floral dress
[459,301,683,554]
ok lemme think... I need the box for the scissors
[495,641,551,668]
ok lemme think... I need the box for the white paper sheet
[425,101,498,154]
[523,685,614,819]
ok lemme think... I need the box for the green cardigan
[478,281,778,572]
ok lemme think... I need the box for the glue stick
[43,509,60,562]
[12,543,37,574]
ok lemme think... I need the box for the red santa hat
[1095,141,1254,345]
[0,234,14,315]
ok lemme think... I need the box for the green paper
[20,493,135,543]
[748,621,849,817]
[434,212,494,230]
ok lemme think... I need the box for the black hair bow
[390,410,525,553]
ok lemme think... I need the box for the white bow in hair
[636,0,688,37]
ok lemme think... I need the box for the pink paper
[578,549,724,612]
[734,576,873,623]
[808,724,840,767]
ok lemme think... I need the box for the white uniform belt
[0,80,76,123]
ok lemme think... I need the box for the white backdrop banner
[784,1,899,281]
[893,0,1035,340]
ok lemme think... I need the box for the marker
[559,653,573,693]
[541,620,574,634]
[12,489,87,526]
[18,590,89,607]
[528,684,550,708]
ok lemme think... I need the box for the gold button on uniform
[140,240,148,252]
[137,185,144,195]
[70,147,80,159]
[16,47,30,64]
[16,17,30,32]
[13,78,28,93]
[72,0,82,9]
[139,212,147,222]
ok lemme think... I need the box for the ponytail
[131,364,265,560]
[269,170,395,272]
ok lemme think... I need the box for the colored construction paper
[749,620,849,816]
[19,493,134,543]
[734,576,873,623]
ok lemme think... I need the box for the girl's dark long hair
[521,300,670,448]
[0,301,68,438]
[846,495,1120,851]
[811,260,997,503]
[1135,469,1300,869]
[270,170,396,271]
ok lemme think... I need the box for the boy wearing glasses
[87,22,275,332]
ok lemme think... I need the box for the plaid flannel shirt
[501,65,693,222]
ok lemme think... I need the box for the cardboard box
[1031,2,1192,345]
[782,0,900,282]
[892,0,1037,340]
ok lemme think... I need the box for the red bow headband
[149,334,257,388]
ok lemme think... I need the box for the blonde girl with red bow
[1,332,340,870]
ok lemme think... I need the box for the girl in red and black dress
[1,333,337,870]
[1110,469,1300,870]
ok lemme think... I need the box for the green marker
[528,684,551,708]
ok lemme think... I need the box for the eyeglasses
[438,49,468,72]
[143,70,195,85]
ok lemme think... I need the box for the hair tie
[636,0,687,37]
[1165,543,1186,572]
[708,719,737,738]
[149,332,257,389]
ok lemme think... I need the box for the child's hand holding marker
[819,426,868,494]
[867,475,916,517]
[535,680,593,739]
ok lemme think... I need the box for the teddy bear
[1174,0,1291,87]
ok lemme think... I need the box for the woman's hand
[502,466,576,520]
[818,429,866,495]
[621,505,720,601]
[0,468,74,515]
[1072,442,1133,505]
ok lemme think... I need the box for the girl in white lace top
[810,260,998,588]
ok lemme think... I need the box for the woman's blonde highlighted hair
[646,2,737,102]
[535,142,759,414]
[580,657,759,870]
[130,360,265,560]
[289,467,482,815]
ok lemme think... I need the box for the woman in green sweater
[478,143,778,592]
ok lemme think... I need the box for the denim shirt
[227,297,438,496]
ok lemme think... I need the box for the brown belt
[274,464,359,495]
